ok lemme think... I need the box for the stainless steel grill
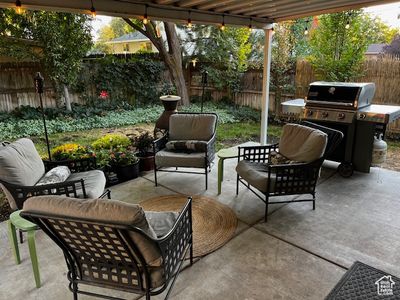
[281,81,400,177]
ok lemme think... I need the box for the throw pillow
[269,151,295,165]
[145,211,179,237]
[166,140,207,152]
[36,166,71,186]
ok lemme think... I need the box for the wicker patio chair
[153,113,218,189]
[0,138,110,211]
[21,195,193,300]
[236,122,343,222]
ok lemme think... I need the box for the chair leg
[154,168,158,186]
[205,166,208,190]
[27,230,41,288]
[312,193,316,210]
[146,291,150,300]
[190,243,193,266]
[264,195,269,222]
[8,220,21,264]
[236,174,239,195]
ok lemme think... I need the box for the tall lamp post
[34,72,51,161]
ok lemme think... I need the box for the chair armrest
[266,158,324,194]
[157,197,192,281]
[0,179,86,210]
[205,133,217,163]
[43,157,97,173]
[238,143,279,163]
[153,134,168,154]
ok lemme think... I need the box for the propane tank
[372,133,387,166]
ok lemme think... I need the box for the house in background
[105,32,158,54]
[365,43,387,59]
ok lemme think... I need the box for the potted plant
[111,149,140,182]
[134,132,155,171]
[51,143,93,161]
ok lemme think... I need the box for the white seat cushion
[67,170,106,199]
[155,149,206,168]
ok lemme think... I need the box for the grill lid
[306,82,375,109]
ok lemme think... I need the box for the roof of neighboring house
[366,43,387,55]
[106,32,150,44]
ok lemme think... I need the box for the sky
[90,2,400,40]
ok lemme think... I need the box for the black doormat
[326,261,400,299]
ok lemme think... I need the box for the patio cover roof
[0,0,396,144]
[0,0,397,28]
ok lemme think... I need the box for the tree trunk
[123,19,189,105]
[63,84,72,111]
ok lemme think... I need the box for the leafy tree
[270,22,296,115]
[308,10,390,81]
[384,34,400,57]
[0,9,93,110]
[184,25,252,98]
[123,19,190,105]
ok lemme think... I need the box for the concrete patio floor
[0,147,399,299]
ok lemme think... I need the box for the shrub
[134,132,154,156]
[91,133,131,151]
[51,143,93,161]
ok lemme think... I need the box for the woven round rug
[140,195,238,257]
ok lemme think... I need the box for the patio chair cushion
[36,166,71,186]
[279,124,327,163]
[0,138,45,186]
[235,160,276,193]
[66,170,106,199]
[169,113,217,141]
[22,196,162,268]
[145,211,179,237]
[166,140,208,152]
[155,149,206,168]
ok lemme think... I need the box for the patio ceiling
[0,0,398,28]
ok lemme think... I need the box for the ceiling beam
[196,0,239,11]
[229,0,296,15]
[274,0,399,20]
[177,0,212,8]
[258,0,397,19]
[0,0,272,27]
[155,0,179,4]
[213,0,271,13]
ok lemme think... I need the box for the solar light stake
[34,72,51,161]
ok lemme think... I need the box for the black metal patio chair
[153,113,218,189]
[236,122,343,222]
[21,195,193,300]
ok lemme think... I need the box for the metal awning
[0,0,397,28]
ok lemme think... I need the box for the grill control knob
[359,113,366,120]
[322,112,329,118]
[338,113,345,120]
[307,110,313,116]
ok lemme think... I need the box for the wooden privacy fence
[0,62,82,111]
[295,57,400,134]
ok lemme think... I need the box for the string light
[248,18,253,32]
[90,0,96,18]
[304,20,310,35]
[345,21,350,29]
[15,0,24,14]
[220,15,225,31]
[187,11,192,29]
[143,5,149,25]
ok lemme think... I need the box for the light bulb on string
[220,15,225,31]
[187,11,192,29]
[248,18,253,32]
[143,5,149,25]
[89,0,96,17]
[304,27,309,35]
[345,21,350,29]
[15,0,24,14]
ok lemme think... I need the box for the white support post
[260,28,273,145]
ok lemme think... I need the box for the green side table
[8,210,41,288]
[217,147,238,195]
